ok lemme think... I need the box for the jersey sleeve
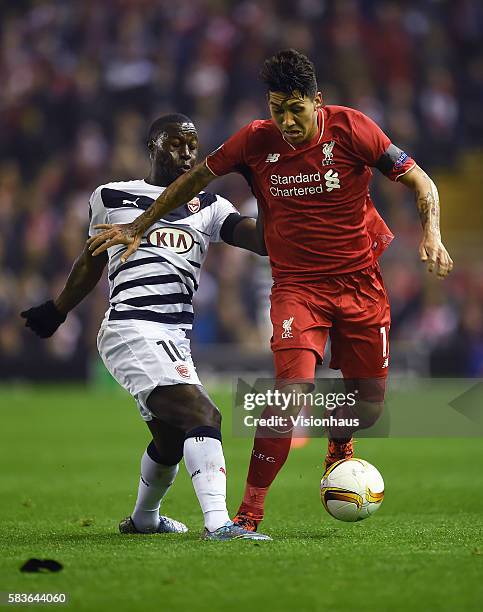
[349,110,392,166]
[208,195,240,242]
[205,123,253,177]
[374,143,417,181]
[349,110,416,181]
[88,187,106,237]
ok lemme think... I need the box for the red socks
[237,349,317,520]
[237,416,293,520]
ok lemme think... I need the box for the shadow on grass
[4,526,357,550]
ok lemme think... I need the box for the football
[320,458,384,522]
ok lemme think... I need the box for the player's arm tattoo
[131,162,215,235]
[416,186,441,235]
[54,245,108,315]
[398,163,453,277]
[399,165,441,235]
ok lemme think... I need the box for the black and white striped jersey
[89,179,238,329]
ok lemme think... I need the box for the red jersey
[206,105,415,279]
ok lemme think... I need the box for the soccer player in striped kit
[88,50,453,534]
[21,114,270,541]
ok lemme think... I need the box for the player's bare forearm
[132,161,215,235]
[398,165,453,277]
[231,218,268,256]
[399,165,440,234]
[54,245,108,315]
[87,162,215,261]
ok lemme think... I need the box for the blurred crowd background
[1,0,482,381]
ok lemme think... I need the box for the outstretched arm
[54,245,108,315]
[21,245,108,337]
[88,161,215,262]
[398,164,453,278]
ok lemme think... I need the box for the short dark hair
[147,113,194,143]
[260,49,318,98]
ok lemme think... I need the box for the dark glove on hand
[20,300,66,338]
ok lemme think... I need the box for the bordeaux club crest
[187,197,201,213]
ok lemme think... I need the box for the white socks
[131,451,179,532]
[183,435,230,532]
[131,432,230,534]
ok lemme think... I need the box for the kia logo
[147,227,194,254]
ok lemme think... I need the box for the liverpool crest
[322,141,335,165]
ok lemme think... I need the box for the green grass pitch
[1,384,482,611]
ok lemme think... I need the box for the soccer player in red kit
[88,50,453,534]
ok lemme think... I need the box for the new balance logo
[265,153,280,163]
[324,169,340,192]
[382,358,389,368]
[282,316,294,339]
[122,197,140,207]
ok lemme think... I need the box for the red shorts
[270,264,390,381]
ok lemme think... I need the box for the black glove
[20,300,67,338]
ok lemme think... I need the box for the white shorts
[97,319,201,421]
